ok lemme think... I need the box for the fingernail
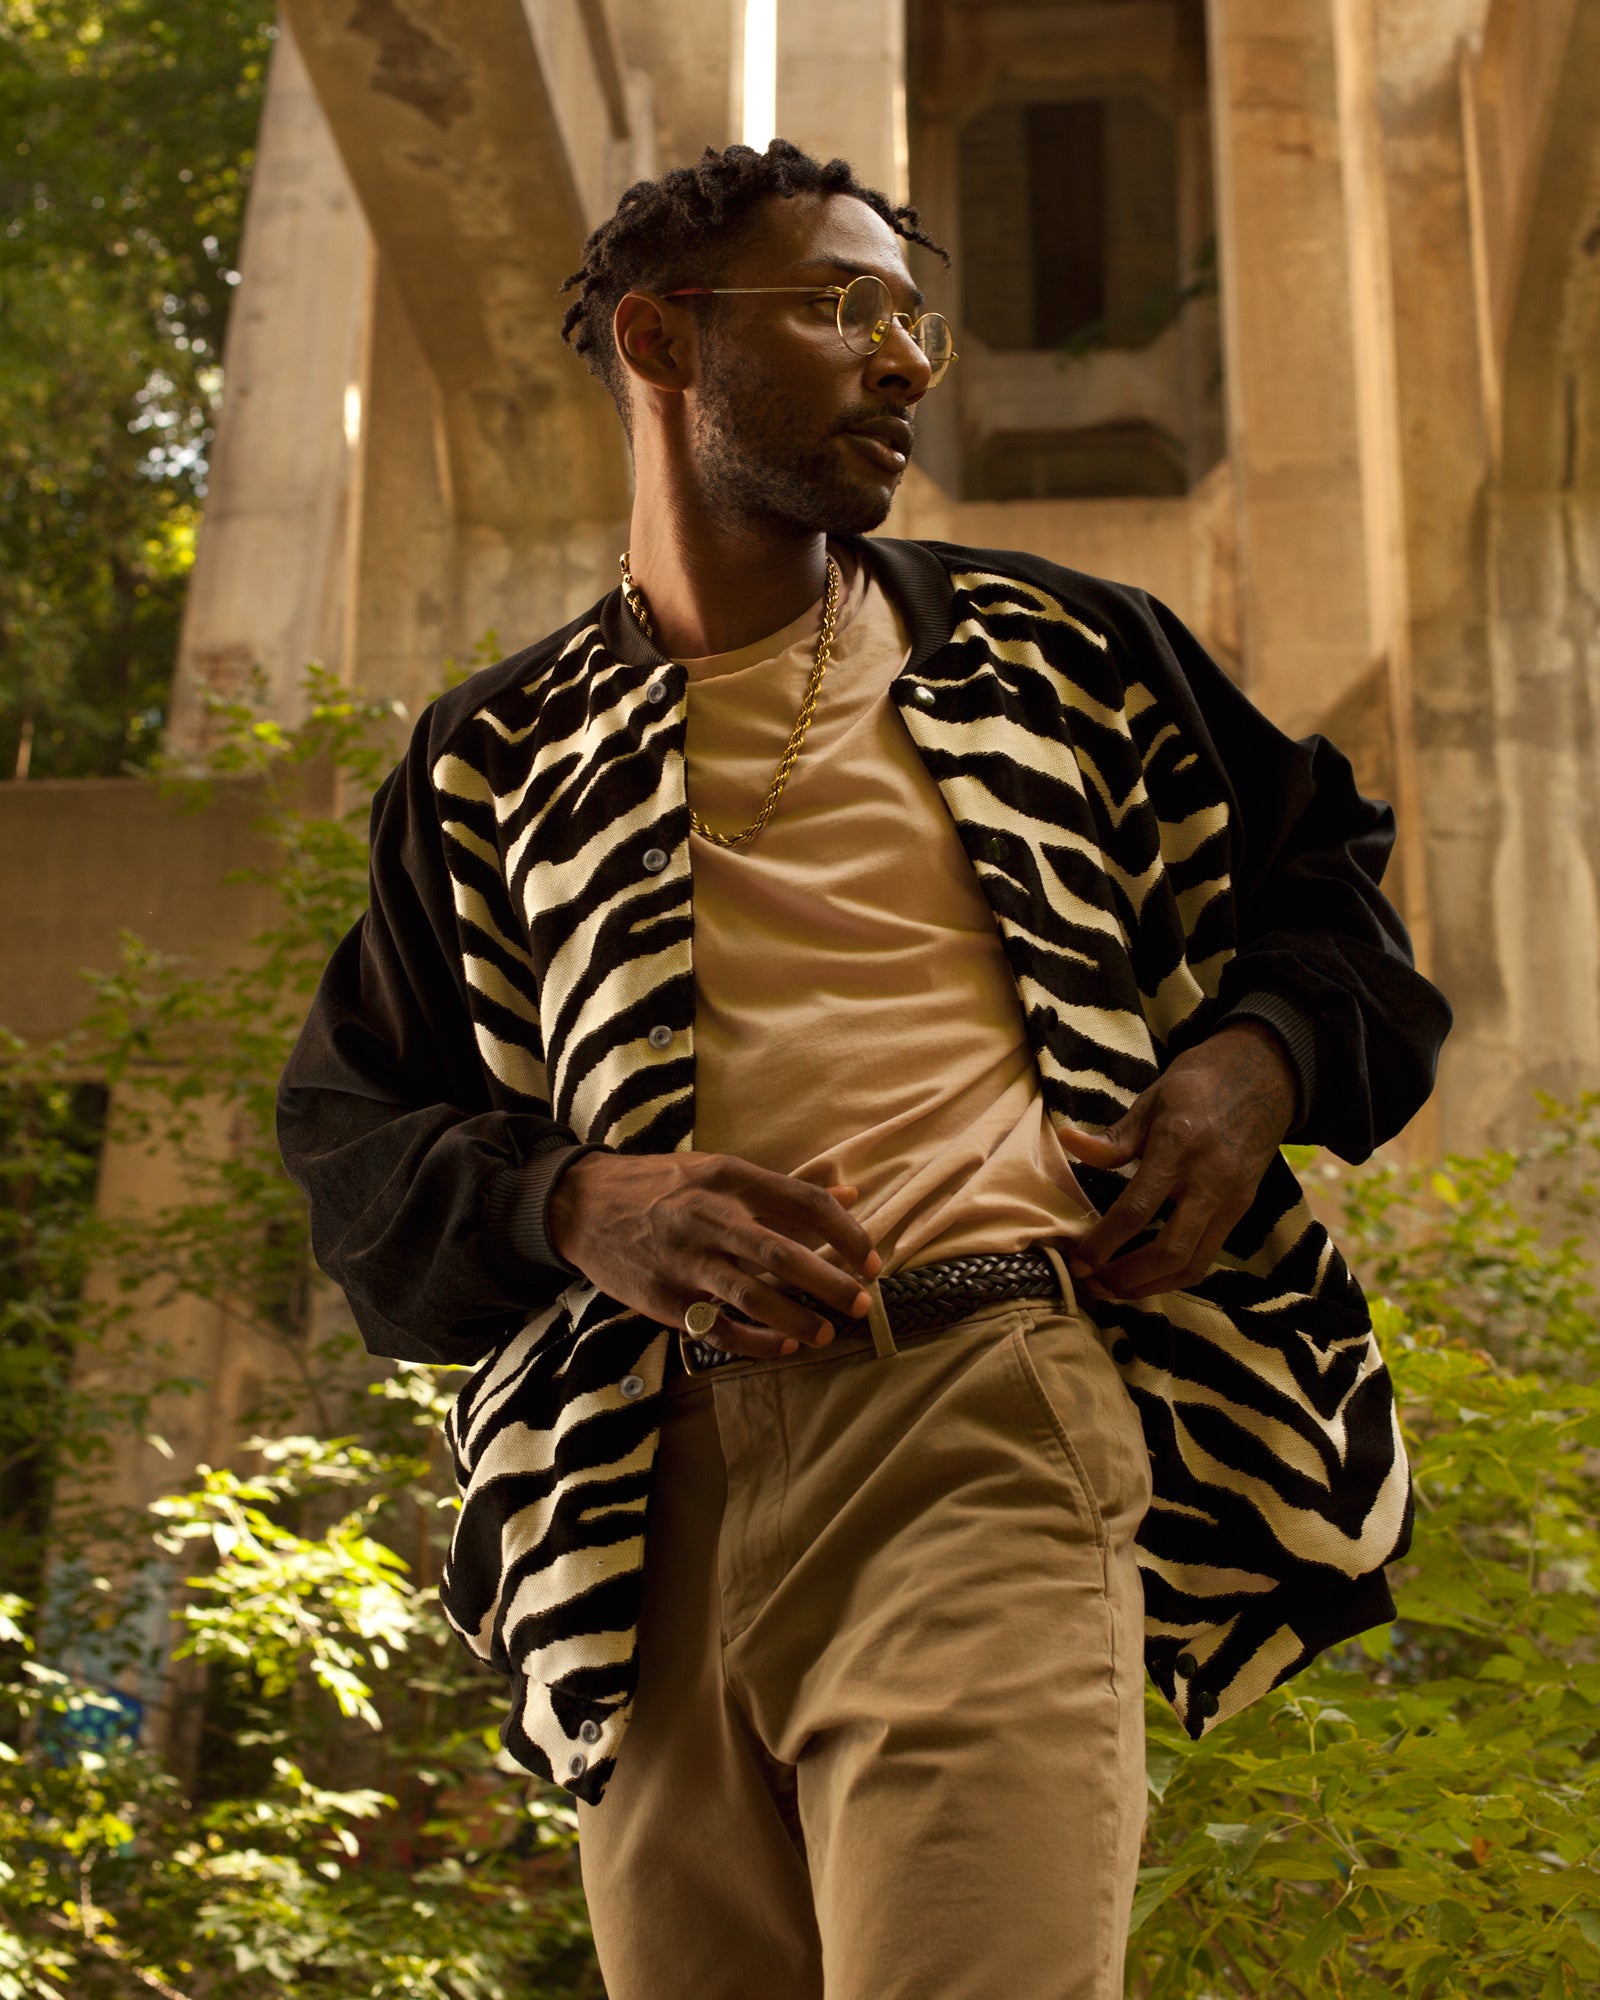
[814,1323,834,1347]
[781,1338,799,1356]
[865,1252,882,1276]
[852,1291,871,1317]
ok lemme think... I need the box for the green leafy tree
[0,0,274,780]
[1131,1126,1600,1997]
[0,678,602,1995]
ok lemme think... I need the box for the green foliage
[153,1436,430,1729]
[1133,1124,1600,1998]
[0,676,603,1996]
[0,1,274,777]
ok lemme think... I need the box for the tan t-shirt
[682,551,1092,1277]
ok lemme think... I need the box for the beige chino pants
[577,1296,1152,2000]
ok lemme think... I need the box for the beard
[690,341,909,537]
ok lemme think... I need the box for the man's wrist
[1222,993,1316,1132]
[486,1142,606,1279]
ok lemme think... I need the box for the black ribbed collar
[593,535,957,676]
[851,536,957,676]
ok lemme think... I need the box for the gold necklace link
[618,550,841,850]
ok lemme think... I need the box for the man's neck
[623,509,834,659]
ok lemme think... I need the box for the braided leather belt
[681,1247,1062,1374]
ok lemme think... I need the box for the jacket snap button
[567,1752,587,1778]
[1113,1337,1136,1365]
[987,835,1008,862]
[1176,1652,1198,1679]
[1197,1689,1220,1719]
[646,679,669,705]
[620,1374,645,1399]
[912,684,935,705]
[579,1719,602,1745]
[647,1024,673,1050]
[642,847,668,873]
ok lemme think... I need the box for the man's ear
[614,292,695,397]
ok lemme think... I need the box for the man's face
[685,193,932,537]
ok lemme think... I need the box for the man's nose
[863,321,932,404]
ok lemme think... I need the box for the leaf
[1128,1863,1204,1934]
[1281,1905,1362,1980]
[1203,1822,1270,1876]
[1350,1865,1460,1904]
[1145,1744,1182,1802]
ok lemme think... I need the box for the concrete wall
[1375,0,1600,1149]
[0,778,282,1048]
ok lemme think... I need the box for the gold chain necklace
[619,549,841,850]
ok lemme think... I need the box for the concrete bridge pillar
[1206,0,1426,952]
[166,20,371,753]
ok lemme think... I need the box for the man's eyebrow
[795,260,925,311]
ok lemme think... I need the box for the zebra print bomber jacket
[278,535,1451,1804]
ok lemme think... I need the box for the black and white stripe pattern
[434,549,1411,1800]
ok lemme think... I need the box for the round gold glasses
[661,273,958,387]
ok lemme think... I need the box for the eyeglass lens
[838,275,954,385]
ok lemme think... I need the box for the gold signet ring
[683,1300,721,1338]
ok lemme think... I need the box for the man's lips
[840,418,914,473]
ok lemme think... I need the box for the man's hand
[546,1151,881,1360]
[1055,1020,1298,1301]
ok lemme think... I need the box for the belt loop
[1040,1242,1079,1317]
[865,1278,897,1359]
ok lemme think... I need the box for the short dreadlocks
[559,139,948,429]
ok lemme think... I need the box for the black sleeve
[276,710,583,1367]
[1140,594,1452,1162]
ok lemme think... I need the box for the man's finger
[1054,1092,1155,1172]
[700,1259,847,1349]
[686,1312,802,1362]
[722,1218,873,1323]
[1080,1184,1256,1296]
[1080,1193,1221,1299]
[1068,1157,1176,1275]
[737,1163,881,1275]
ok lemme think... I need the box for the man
[279,141,1450,1998]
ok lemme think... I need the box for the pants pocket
[1009,1309,1151,1540]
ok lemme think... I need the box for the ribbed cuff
[1224,992,1318,1131]
[486,1143,604,1279]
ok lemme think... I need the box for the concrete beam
[772,0,908,199]
[611,0,731,168]
[282,0,631,538]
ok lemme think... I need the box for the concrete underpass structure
[4,0,1597,1744]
